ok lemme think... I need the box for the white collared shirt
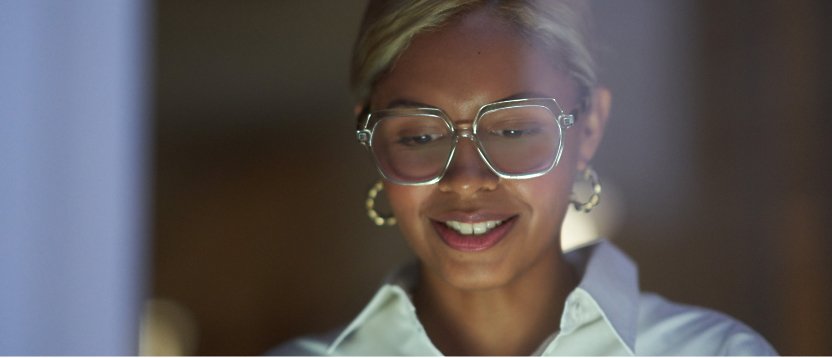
[273,240,777,356]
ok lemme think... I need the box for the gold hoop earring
[366,180,397,226]
[570,166,602,213]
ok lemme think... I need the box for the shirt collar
[328,239,639,355]
[563,239,639,353]
[326,264,440,355]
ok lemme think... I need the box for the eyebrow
[497,91,552,101]
[384,98,434,109]
[383,91,553,110]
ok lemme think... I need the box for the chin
[431,259,518,291]
[423,238,562,292]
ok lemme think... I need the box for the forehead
[371,8,579,117]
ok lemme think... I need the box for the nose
[437,136,499,195]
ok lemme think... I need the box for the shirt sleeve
[636,293,778,356]
[716,325,778,356]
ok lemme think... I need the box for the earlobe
[354,104,364,116]
[576,86,612,170]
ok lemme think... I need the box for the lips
[430,215,517,252]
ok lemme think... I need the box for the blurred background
[1,0,828,356]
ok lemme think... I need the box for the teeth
[473,223,486,235]
[460,222,473,235]
[444,220,503,236]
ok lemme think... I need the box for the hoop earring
[366,180,397,226]
[570,167,602,213]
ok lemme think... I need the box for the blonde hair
[350,0,597,103]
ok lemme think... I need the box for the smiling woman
[271,0,777,356]
[268,0,775,355]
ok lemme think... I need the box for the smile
[443,220,503,235]
[431,216,517,252]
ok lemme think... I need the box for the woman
[277,0,776,355]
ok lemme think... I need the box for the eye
[397,133,444,146]
[490,126,542,138]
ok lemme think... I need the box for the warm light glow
[139,298,199,356]
[562,179,624,251]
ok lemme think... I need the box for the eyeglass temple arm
[356,105,371,146]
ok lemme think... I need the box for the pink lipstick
[431,216,517,252]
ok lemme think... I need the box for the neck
[413,245,578,356]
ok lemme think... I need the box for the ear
[353,104,364,116]
[576,86,611,171]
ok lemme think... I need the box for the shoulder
[635,293,777,356]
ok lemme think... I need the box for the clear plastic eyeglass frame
[356,98,576,186]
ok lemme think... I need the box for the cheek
[525,176,572,213]
[385,184,423,216]
[512,162,576,237]
[523,122,582,212]
[384,183,432,236]
[384,184,444,261]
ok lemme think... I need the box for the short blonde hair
[350,0,597,103]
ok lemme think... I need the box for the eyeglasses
[356,98,576,186]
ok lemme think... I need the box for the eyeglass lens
[370,106,561,183]
[476,106,560,174]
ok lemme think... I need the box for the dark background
[150,0,830,355]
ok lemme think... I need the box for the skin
[361,8,611,356]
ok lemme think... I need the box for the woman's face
[370,9,605,291]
